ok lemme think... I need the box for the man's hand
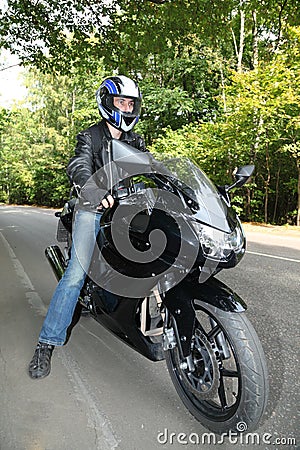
[97,194,114,211]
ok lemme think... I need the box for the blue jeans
[39,209,102,346]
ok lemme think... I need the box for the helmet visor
[103,94,141,117]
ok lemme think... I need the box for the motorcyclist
[28,75,146,379]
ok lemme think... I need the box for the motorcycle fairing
[90,286,165,361]
[87,274,247,361]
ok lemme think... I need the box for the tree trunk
[5,166,10,203]
[71,88,76,129]
[297,161,300,227]
[252,10,258,68]
[251,114,264,161]
[275,0,288,50]
[264,144,271,223]
[231,28,238,62]
[237,5,245,73]
[220,67,227,113]
[272,167,280,223]
[231,1,246,73]
[246,186,251,219]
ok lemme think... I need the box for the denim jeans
[39,209,102,346]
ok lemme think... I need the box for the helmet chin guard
[96,75,142,132]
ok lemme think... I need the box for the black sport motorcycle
[45,140,268,434]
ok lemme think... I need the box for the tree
[231,25,300,224]
[0,1,299,223]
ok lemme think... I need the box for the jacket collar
[99,119,135,143]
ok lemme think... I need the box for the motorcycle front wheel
[165,300,268,434]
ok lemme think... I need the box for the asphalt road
[0,205,299,450]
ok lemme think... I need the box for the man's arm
[66,131,94,190]
[67,131,112,208]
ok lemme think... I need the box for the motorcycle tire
[165,299,268,434]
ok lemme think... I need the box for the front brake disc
[174,328,220,399]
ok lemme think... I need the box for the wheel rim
[173,328,220,399]
[170,304,242,422]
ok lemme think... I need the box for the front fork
[163,305,231,373]
[162,277,246,369]
[163,310,196,371]
[163,288,197,371]
[210,318,231,359]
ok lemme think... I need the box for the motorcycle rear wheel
[165,300,268,434]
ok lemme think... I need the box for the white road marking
[0,230,119,449]
[0,206,56,215]
[0,231,47,316]
[247,250,300,263]
[58,349,120,450]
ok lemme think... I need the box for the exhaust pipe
[45,245,66,281]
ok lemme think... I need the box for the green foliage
[0,2,299,224]
[0,106,69,205]
[148,26,300,224]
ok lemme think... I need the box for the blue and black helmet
[96,75,142,132]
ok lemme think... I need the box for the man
[28,75,146,379]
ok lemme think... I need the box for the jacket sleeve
[134,135,148,153]
[66,131,94,188]
[66,131,106,206]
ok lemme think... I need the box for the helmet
[96,75,142,132]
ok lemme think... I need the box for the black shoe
[28,343,54,379]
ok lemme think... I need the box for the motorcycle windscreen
[111,141,235,233]
[156,158,237,233]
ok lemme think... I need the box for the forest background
[0,0,299,225]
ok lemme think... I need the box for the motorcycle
[45,139,268,434]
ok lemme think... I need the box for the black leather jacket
[66,120,147,207]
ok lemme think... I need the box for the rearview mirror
[226,164,255,192]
